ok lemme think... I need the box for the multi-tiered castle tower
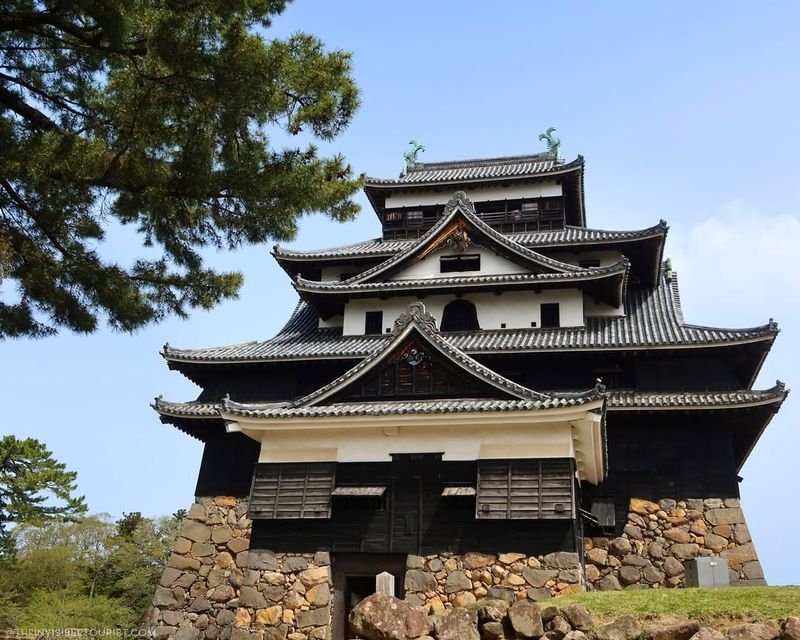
[148,143,786,640]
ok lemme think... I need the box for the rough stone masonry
[142,495,765,640]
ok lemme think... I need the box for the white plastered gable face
[387,244,533,281]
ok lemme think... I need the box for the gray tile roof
[153,383,787,420]
[294,264,627,295]
[162,270,778,364]
[365,154,582,186]
[220,396,598,418]
[273,222,668,263]
[607,382,787,410]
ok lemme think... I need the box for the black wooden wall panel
[249,457,577,555]
[195,432,260,498]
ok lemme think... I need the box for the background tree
[2,511,183,629]
[0,435,86,553]
[0,0,362,338]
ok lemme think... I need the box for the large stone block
[159,567,183,587]
[283,556,310,573]
[181,521,211,543]
[404,569,437,592]
[594,615,641,640]
[560,604,593,632]
[508,602,543,639]
[720,543,758,567]
[349,593,428,640]
[239,585,268,608]
[445,570,472,593]
[725,624,779,640]
[542,552,579,568]
[462,552,497,569]
[153,586,185,610]
[670,544,700,561]
[299,566,330,587]
[433,608,479,640]
[705,508,745,526]
[522,568,558,588]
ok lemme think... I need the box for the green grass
[555,587,800,624]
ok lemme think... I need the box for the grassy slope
[555,587,800,625]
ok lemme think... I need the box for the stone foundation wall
[403,551,584,612]
[585,497,765,590]
[143,497,334,640]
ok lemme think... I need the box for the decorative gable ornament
[443,191,476,216]
[392,302,438,335]
[446,229,471,253]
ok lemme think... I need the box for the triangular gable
[345,192,588,285]
[292,302,554,408]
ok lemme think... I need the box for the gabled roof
[365,153,582,187]
[161,268,779,366]
[273,221,668,263]
[289,192,628,312]
[339,191,591,283]
[285,301,604,408]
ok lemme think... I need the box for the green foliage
[0,0,362,338]
[13,590,137,630]
[1,511,183,630]
[558,586,800,622]
[0,435,86,554]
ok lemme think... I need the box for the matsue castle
[147,136,787,640]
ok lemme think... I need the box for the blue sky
[3,1,799,583]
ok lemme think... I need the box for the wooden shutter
[476,459,574,520]
[248,463,335,519]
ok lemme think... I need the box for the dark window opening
[440,255,481,273]
[540,303,560,328]
[441,299,480,331]
[579,259,601,268]
[364,311,383,335]
[384,210,403,223]
[406,210,424,226]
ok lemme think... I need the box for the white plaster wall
[583,295,624,318]
[318,314,343,329]
[256,421,575,463]
[389,246,529,281]
[320,264,361,282]
[548,250,622,267]
[384,181,562,209]
[342,289,584,335]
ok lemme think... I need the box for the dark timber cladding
[249,457,578,556]
[476,459,575,520]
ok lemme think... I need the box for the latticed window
[441,299,480,331]
[248,463,336,519]
[476,459,574,520]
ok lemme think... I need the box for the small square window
[365,311,383,335]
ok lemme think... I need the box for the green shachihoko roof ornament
[539,127,561,158]
[403,140,425,173]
